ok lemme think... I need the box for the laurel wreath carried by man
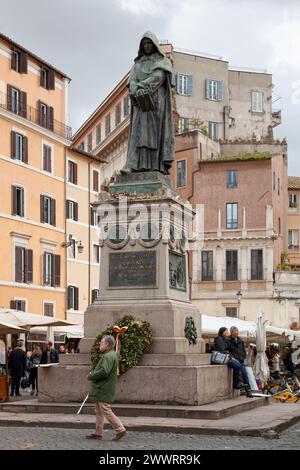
[91,315,153,375]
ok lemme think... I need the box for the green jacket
[88,349,118,403]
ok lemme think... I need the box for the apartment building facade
[0,33,71,320]
[287,177,300,270]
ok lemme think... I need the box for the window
[66,200,78,221]
[289,193,297,208]
[40,68,55,90]
[105,114,111,136]
[115,103,121,126]
[40,195,56,226]
[68,161,78,184]
[251,249,263,280]
[178,117,190,133]
[177,160,186,187]
[273,171,276,190]
[43,252,60,286]
[227,170,237,188]
[92,289,100,303]
[10,300,26,311]
[90,208,100,226]
[38,101,54,131]
[176,74,193,96]
[67,239,76,259]
[44,303,54,317]
[288,230,299,252]
[278,217,281,235]
[226,307,237,317]
[12,186,24,217]
[87,133,93,152]
[7,85,27,118]
[226,203,238,229]
[93,170,99,192]
[201,251,213,281]
[205,79,223,101]
[43,144,52,172]
[96,124,101,144]
[11,49,27,74]
[68,285,79,310]
[93,244,100,263]
[278,177,280,195]
[15,246,33,283]
[226,250,238,281]
[251,91,263,113]
[208,121,219,140]
[123,96,130,117]
[11,131,28,163]
[78,142,85,151]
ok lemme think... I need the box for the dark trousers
[29,368,38,391]
[228,359,250,388]
[11,375,21,395]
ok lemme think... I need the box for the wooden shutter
[93,170,99,192]
[22,136,28,163]
[12,186,17,215]
[38,100,43,126]
[53,255,61,287]
[43,252,47,285]
[10,300,17,309]
[187,75,193,96]
[20,52,28,74]
[7,84,13,111]
[74,287,79,310]
[21,187,24,217]
[67,286,71,309]
[15,246,23,282]
[47,70,55,90]
[51,198,56,226]
[205,79,211,99]
[43,145,47,171]
[50,254,55,287]
[40,68,45,87]
[11,131,16,158]
[47,146,52,172]
[40,195,44,223]
[74,202,78,221]
[66,200,70,219]
[90,207,94,225]
[11,50,17,71]
[176,74,180,93]
[73,162,78,185]
[25,249,33,283]
[217,81,223,101]
[48,106,54,131]
[19,91,27,118]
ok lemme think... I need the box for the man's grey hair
[102,335,115,349]
[230,326,239,334]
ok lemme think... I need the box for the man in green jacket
[86,335,126,441]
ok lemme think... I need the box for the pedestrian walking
[86,335,126,441]
[40,341,59,364]
[29,345,42,395]
[8,340,26,397]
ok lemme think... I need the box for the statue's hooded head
[136,31,166,61]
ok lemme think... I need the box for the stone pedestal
[39,172,234,404]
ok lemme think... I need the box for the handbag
[211,351,230,365]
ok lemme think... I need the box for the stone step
[139,353,212,366]
[0,396,267,420]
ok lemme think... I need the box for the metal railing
[0,92,72,140]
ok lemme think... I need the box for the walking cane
[77,393,89,415]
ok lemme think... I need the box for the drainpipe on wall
[64,147,67,320]
[88,159,93,306]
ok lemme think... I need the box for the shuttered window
[7,84,27,118]
[226,307,237,317]
[201,251,214,281]
[90,208,100,226]
[68,161,78,184]
[115,103,121,126]
[43,252,60,287]
[87,133,93,152]
[123,96,130,117]
[40,68,55,90]
[105,114,111,136]
[226,203,238,229]
[43,144,52,172]
[208,121,219,140]
[227,170,237,188]
[177,160,186,188]
[44,303,54,317]
[226,250,238,281]
[11,49,27,74]
[66,200,78,221]
[205,79,223,101]
[93,170,99,192]
[68,286,79,310]
[38,101,54,131]
[96,124,101,144]
[12,185,24,217]
[11,131,28,163]
[93,244,100,263]
[15,246,33,283]
[40,195,56,226]
[10,300,26,311]
[251,249,263,280]
[176,74,193,96]
[251,91,263,113]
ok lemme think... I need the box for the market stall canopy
[0,320,29,334]
[0,309,76,328]
[30,325,84,338]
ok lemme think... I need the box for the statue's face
[142,38,155,55]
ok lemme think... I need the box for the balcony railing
[0,92,72,140]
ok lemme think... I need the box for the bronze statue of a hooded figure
[124,31,174,175]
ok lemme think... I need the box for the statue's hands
[136,88,145,97]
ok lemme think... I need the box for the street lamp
[62,234,84,254]
[236,290,242,318]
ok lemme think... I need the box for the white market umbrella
[253,310,270,381]
[0,309,76,328]
[0,320,29,335]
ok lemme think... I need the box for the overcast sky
[1,0,300,174]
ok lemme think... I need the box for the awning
[30,325,84,339]
[0,321,29,335]
[0,309,76,328]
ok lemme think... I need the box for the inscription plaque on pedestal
[109,251,156,288]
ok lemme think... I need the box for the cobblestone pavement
[0,423,300,450]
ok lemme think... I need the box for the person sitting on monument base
[86,335,126,441]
